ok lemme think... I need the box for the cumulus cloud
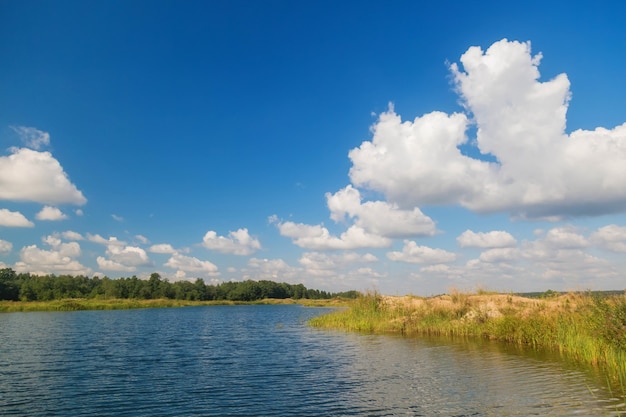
[244,258,300,282]
[299,251,378,276]
[0,148,86,205]
[387,240,457,264]
[14,240,91,276]
[326,185,437,237]
[0,239,12,253]
[11,126,50,150]
[0,209,34,227]
[478,248,519,263]
[97,256,135,272]
[106,245,152,267]
[273,219,391,250]
[61,230,84,240]
[591,225,626,253]
[135,235,149,245]
[457,230,517,248]
[347,39,626,219]
[164,253,219,276]
[87,233,126,246]
[149,243,177,254]
[35,206,68,221]
[202,228,261,255]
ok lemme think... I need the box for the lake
[1,305,624,416]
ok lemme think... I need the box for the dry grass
[310,290,626,387]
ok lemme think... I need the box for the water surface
[1,305,624,416]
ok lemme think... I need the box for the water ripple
[1,305,624,416]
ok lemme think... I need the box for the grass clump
[310,290,626,386]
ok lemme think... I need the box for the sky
[1,0,626,295]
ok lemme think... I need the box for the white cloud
[0,209,34,227]
[61,230,84,241]
[347,39,626,219]
[299,251,378,276]
[75,209,83,216]
[326,185,437,237]
[106,245,152,267]
[541,226,589,249]
[42,235,81,257]
[387,240,457,264]
[0,148,86,205]
[149,243,177,254]
[457,230,517,248]
[0,239,12,253]
[273,217,391,250]
[478,248,519,263]
[591,224,626,253]
[164,253,219,276]
[35,206,68,221]
[15,244,91,276]
[87,233,126,246]
[111,214,123,222]
[96,256,136,272]
[244,258,300,282]
[202,228,261,255]
[11,126,50,150]
[135,235,149,244]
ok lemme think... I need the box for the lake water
[0,305,624,416]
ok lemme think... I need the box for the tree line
[0,268,358,302]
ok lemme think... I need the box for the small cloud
[0,239,13,253]
[35,206,68,221]
[457,230,517,248]
[149,243,177,254]
[165,253,219,276]
[0,209,34,227]
[75,209,83,216]
[97,256,136,272]
[387,240,457,264]
[11,126,50,150]
[111,214,124,222]
[61,230,84,241]
[135,235,149,245]
[202,228,262,255]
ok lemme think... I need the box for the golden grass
[310,290,626,387]
[0,297,351,313]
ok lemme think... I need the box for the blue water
[1,305,624,416]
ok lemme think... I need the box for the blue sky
[1,0,626,295]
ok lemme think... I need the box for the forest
[0,268,358,302]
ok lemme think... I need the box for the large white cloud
[15,241,91,276]
[326,185,437,237]
[0,208,34,227]
[202,228,261,255]
[0,147,86,205]
[348,39,626,219]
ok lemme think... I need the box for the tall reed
[310,290,626,387]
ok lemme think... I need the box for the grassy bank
[0,297,349,313]
[310,290,626,386]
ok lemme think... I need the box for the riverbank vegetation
[0,268,357,309]
[310,290,626,386]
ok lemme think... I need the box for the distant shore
[310,290,626,388]
[0,297,349,313]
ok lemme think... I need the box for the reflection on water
[0,305,624,416]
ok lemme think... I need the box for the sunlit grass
[310,290,626,388]
[0,297,350,313]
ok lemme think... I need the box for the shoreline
[0,297,349,313]
[310,290,626,388]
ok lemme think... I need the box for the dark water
[0,305,624,416]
